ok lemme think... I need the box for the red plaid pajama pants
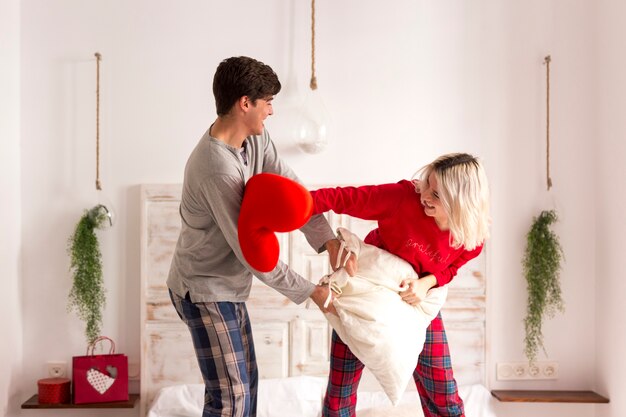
[322,313,464,417]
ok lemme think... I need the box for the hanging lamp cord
[309,0,318,90]
[95,52,102,191]
[544,55,552,191]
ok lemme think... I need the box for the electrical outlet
[47,361,67,378]
[543,363,558,377]
[497,361,558,380]
[528,364,540,377]
[513,364,526,377]
[128,362,140,380]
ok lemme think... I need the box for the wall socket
[497,361,558,380]
[47,361,68,378]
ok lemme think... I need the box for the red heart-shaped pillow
[238,173,313,272]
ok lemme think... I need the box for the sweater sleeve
[310,182,407,221]
[432,245,483,286]
[206,173,316,304]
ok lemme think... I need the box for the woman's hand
[325,238,357,276]
[399,275,437,306]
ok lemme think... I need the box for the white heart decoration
[87,368,115,394]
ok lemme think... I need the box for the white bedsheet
[147,376,498,417]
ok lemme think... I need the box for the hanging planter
[521,57,564,363]
[522,209,564,363]
[67,52,115,344]
[67,204,112,343]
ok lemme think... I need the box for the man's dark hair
[213,56,282,116]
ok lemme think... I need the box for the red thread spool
[37,378,71,404]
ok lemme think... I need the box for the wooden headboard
[139,184,487,416]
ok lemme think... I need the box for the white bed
[139,184,496,417]
[146,376,497,417]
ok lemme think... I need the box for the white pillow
[147,384,205,417]
[323,227,448,405]
[356,385,498,417]
[147,376,327,417]
[256,376,326,417]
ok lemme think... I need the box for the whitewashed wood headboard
[139,184,487,416]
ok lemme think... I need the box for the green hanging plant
[522,209,565,363]
[67,204,111,343]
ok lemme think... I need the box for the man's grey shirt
[167,128,335,304]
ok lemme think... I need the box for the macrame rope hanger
[95,52,102,191]
[309,0,317,90]
[544,55,552,191]
[91,52,115,227]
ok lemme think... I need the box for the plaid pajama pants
[169,290,258,417]
[322,313,464,417]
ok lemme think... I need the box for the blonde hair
[415,153,490,250]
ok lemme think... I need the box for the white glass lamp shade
[295,89,330,154]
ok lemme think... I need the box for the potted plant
[67,204,113,343]
[522,209,565,363]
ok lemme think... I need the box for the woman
[311,153,490,417]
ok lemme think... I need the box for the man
[167,56,344,417]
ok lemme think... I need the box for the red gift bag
[72,336,128,404]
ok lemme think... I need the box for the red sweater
[311,180,482,287]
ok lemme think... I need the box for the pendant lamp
[295,0,330,154]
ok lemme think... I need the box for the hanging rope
[544,55,552,191]
[309,0,318,90]
[95,52,102,191]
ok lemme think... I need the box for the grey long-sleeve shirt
[167,127,335,304]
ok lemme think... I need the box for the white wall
[0,0,23,416]
[12,1,616,416]
[489,2,599,416]
[595,1,626,417]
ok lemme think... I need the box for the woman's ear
[412,179,422,193]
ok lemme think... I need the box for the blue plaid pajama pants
[169,290,258,417]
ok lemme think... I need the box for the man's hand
[324,238,357,276]
[399,275,437,306]
[310,285,338,316]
